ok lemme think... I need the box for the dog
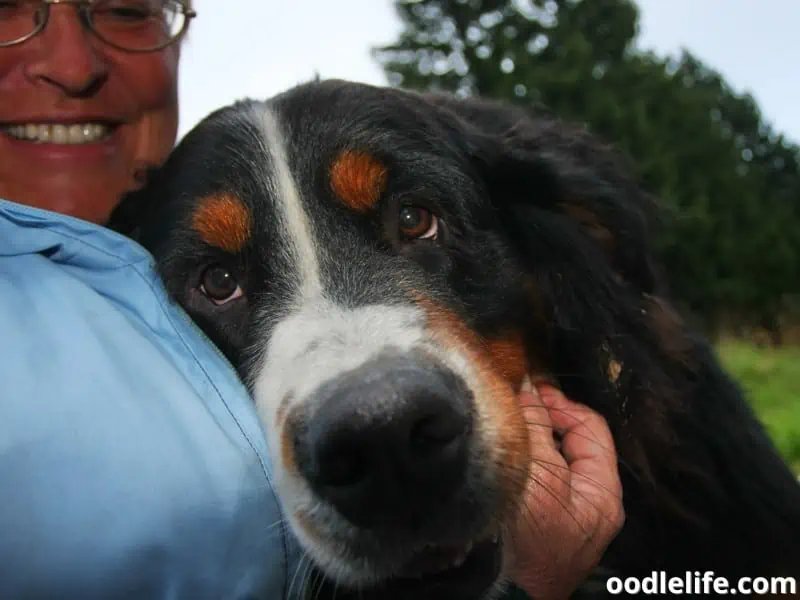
[116,79,800,599]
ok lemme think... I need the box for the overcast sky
[177,1,800,145]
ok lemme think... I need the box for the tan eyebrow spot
[191,193,252,253]
[329,150,388,213]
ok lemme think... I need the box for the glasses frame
[0,0,197,52]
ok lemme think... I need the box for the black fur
[116,79,800,597]
[427,92,800,580]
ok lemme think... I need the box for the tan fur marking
[275,393,294,427]
[486,334,530,391]
[414,296,532,522]
[294,508,325,548]
[191,193,252,253]
[281,413,299,478]
[330,150,388,213]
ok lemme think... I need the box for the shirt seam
[34,228,271,481]
[125,259,291,597]
[8,212,292,597]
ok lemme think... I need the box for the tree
[374,0,800,340]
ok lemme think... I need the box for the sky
[177,0,800,144]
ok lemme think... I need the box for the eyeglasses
[0,0,197,53]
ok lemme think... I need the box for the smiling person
[0,1,623,599]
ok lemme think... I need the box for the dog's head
[129,79,692,598]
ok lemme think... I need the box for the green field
[716,342,800,473]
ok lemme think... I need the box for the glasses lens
[90,0,186,51]
[0,1,43,46]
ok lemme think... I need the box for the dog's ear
[426,92,660,294]
[427,94,698,480]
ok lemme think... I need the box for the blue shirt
[0,199,302,599]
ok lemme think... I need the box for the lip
[312,538,504,600]
[387,538,503,594]
[0,112,127,125]
[0,119,125,162]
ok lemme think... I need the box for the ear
[428,93,696,476]
[439,94,661,293]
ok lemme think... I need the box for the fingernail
[521,375,534,394]
[537,385,561,407]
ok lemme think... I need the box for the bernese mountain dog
[115,79,800,599]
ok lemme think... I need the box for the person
[0,2,624,599]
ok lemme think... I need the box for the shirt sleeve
[0,253,294,600]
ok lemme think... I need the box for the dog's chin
[372,537,506,600]
[308,537,506,600]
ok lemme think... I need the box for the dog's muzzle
[290,351,474,531]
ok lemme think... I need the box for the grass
[716,341,800,474]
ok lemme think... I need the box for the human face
[0,3,180,224]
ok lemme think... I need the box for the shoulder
[0,245,297,599]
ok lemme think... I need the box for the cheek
[416,298,532,516]
[120,50,179,167]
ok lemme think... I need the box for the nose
[293,352,474,530]
[25,6,108,97]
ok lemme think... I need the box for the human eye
[92,0,158,21]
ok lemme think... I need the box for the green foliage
[717,342,800,472]
[373,0,800,338]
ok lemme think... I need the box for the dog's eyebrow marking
[191,193,252,253]
[330,150,388,213]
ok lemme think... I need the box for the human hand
[506,379,625,600]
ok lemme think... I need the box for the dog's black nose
[292,352,473,529]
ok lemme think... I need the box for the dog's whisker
[287,552,311,600]
[298,556,318,600]
[522,415,613,454]
[510,469,590,538]
[501,460,624,534]
[526,456,624,500]
[311,566,326,600]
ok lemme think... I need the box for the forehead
[268,80,453,157]
[171,83,475,240]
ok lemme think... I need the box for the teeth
[4,123,110,144]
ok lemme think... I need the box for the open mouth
[374,536,504,599]
[400,534,500,577]
[306,536,504,600]
[1,122,119,145]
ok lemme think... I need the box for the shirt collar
[0,198,154,270]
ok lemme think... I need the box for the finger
[519,378,572,501]
[538,387,624,512]
[539,385,617,468]
[519,376,559,451]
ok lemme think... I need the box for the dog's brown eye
[199,265,243,305]
[398,206,438,240]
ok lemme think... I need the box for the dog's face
[134,80,682,599]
